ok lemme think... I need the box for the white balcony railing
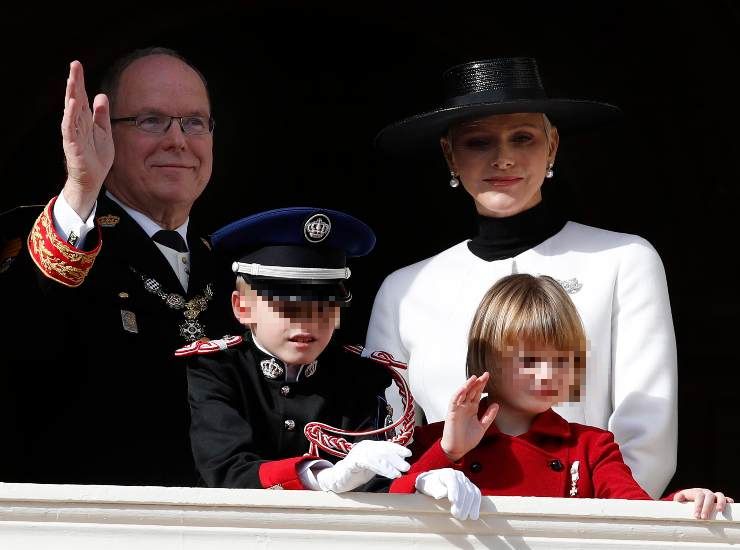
[0,482,737,549]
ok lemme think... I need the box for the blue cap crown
[210,207,376,303]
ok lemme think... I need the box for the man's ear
[232,290,254,325]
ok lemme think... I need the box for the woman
[365,57,677,498]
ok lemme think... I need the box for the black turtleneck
[467,200,567,261]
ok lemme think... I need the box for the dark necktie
[152,229,188,253]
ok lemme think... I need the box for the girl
[389,274,730,520]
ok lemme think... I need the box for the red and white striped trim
[304,345,416,458]
[175,335,243,357]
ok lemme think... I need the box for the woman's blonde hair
[467,274,586,401]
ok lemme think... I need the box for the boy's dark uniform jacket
[185,333,392,489]
[1,195,237,485]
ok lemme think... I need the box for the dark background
[1,2,738,495]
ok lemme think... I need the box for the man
[0,204,43,479]
[6,48,236,486]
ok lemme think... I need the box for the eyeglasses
[110,114,215,135]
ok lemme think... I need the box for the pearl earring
[545,162,554,179]
[449,171,460,188]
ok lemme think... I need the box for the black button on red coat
[470,462,482,473]
[549,459,563,471]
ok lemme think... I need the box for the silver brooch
[261,357,284,379]
[304,213,331,243]
[303,360,318,378]
[556,278,582,294]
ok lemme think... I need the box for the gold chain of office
[129,266,214,342]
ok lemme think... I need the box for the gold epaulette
[27,196,102,287]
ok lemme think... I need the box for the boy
[179,207,411,491]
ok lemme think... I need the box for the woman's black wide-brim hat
[375,57,621,151]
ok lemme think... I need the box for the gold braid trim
[27,197,102,287]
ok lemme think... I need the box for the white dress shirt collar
[105,190,189,243]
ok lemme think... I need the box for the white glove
[316,439,412,493]
[415,468,482,520]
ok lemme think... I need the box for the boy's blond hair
[235,276,250,294]
[467,274,587,401]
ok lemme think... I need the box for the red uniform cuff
[27,196,102,287]
[258,456,319,490]
[389,439,454,494]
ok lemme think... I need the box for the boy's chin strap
[304,345,415,458]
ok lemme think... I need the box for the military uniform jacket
[390,407,652,499]
[4,194,236,486]
[186,333,392,489]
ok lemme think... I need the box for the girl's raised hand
[441,372,499,462]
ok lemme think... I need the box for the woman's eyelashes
[460,137,491,149]
[459,132,535,150]
[511,132,534,144]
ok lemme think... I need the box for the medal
[118,292,139,333]
[569,461,580,496]
[179,319,206,341]
[120,309,139,333]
